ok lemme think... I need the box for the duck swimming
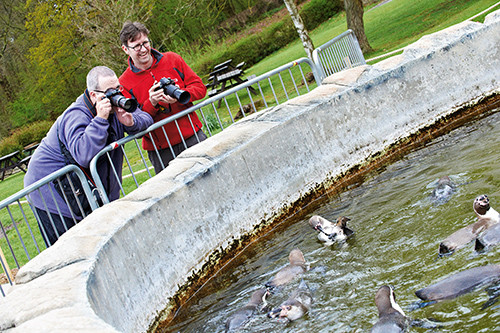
[225,288,270,332]
[370,285,409,333]
[308,215,354,246]
[265,248,308,289]
[439,194,500,255]
[268,279,312,322]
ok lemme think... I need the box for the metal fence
[312,29,366,81]
[0,165,99,296]
[90,57,323,202]
[0,30,365,294]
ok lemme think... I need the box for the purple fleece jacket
[24,90,153,218]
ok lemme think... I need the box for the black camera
[156,77,191,104]
[104,88,137,112]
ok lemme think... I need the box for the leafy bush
[301,0,343,31]
[9,95,48,128]
[0,120,52,156]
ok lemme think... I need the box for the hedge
[0,121,52,156]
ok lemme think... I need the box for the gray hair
[86,66,117,91]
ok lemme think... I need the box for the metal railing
[90,57,324,202]
[0,30,365,294]
[312,29,366,81]
[0,165,99,295]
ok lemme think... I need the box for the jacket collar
[128,48,163,73]
[83,89,97,117]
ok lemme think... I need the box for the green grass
[238,0,499,74]
[0,172,25,202]
[0,203,45,269]
[1,0,499,270]
[363,0,498,58]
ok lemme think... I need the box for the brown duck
[265,248,308,289]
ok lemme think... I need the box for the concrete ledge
[1,10,499,332]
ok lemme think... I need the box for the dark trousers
[35,207,77,247]
[148,130,207,174]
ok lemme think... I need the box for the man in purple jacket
[24,66,153,246]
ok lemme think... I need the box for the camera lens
[165,85,191,104]
[105,89,137,112]
[116,96,137,112]
[158,77,191,104]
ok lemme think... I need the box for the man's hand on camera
[96,96,112,120]
[149,81,177,107]
[115,108,134,127]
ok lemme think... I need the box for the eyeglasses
[94,86,122,94]
[127,40,151,52]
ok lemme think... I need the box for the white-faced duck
[268,279,312,322]
[308,215,354,246]
[439,194,500,256]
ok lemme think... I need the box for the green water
[160,107,500,332]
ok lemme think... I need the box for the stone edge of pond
[0,9,499,333]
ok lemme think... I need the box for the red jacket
[119,50,207,150]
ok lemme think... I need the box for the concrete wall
[1,10,499,333]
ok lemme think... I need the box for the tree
[0,0,33,136]
[282,0,314,60]
[75,0,154,73]
[344,0,372,53]
[24,0,155,116]
[25,0,86,114]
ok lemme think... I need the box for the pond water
[158,106,500,332]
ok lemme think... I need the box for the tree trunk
[344,0,373,53]
[283,0,315,60]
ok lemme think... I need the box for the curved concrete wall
[1,10,499,333]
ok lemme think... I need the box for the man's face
[90,76,122,112]
[122,33,153,70]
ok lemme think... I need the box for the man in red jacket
[119,21,208,174]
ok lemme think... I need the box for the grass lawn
[243,0,498,77]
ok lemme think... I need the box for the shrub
[0,136,22,157]
[0,120,52,156]
[9,95,48,129]
[301,0,343,31]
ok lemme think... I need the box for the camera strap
[83,89,97,117]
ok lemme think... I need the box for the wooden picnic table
[0,143,38,181]
[0,151,26,181]
[205,59,257,98]
[23,142,39,156]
